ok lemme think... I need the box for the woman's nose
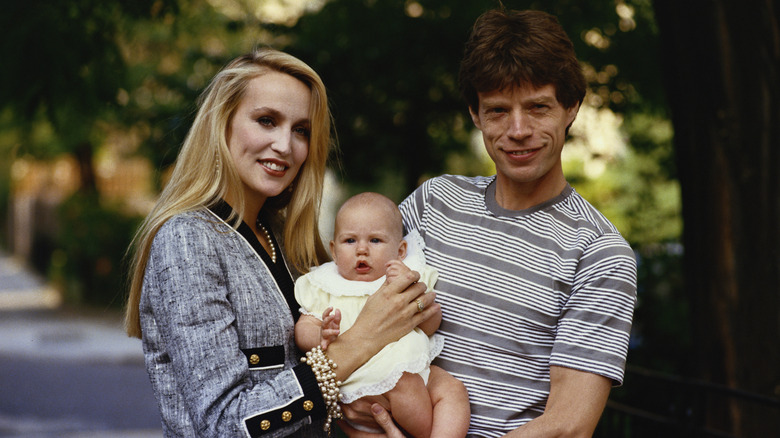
[270,129,292,155]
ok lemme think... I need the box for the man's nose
[507,111,533,139]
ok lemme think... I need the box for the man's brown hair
[459,9,587,111]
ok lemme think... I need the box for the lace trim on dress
[339,334,445,404]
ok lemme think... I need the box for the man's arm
[505,366,611,438]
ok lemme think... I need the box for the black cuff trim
[241,346,285,370]
[243,365,326,437]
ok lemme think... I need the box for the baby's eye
[344,238,356,244]
[370,238,382,244]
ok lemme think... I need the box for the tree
[286,0,481,199]
[0,0,177,192]
[654,0,780,435]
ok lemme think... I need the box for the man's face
[470,83,579,208]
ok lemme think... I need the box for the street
[0,252,162,438]
[0,350,160,437]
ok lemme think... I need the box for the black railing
[595,366,780,437]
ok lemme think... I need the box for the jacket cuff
[242,364,326,437]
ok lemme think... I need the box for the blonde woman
[124,48,438,438]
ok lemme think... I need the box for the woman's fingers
[410,291,440,324]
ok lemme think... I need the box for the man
[344,8,637,437]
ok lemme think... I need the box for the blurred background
[0,0,777,437]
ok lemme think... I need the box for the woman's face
[227,71,311,211]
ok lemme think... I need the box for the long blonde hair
[124,48,333,338]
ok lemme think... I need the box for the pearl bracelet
[301,346,343,433]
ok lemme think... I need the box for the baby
[294,192,469,438]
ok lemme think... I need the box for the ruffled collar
[305,230,427,297]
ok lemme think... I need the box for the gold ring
[416,298,425,313]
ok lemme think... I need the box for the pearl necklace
[256,221,277,263]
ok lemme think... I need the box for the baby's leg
[427,365,470,437]
[384,372,433,438]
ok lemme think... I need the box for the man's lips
[504,147,541,160]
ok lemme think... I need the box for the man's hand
[338,400,405,438]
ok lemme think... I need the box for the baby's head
[330,192,407,282]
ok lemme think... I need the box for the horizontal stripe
[400,175,637,436]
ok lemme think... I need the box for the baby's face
[330,203,405,282]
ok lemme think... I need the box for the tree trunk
[653,0,780,435]
[75,141,98,194]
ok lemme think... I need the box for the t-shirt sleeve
[399,178,433,235]
[549,233,638,386]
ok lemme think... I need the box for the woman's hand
[325,269,440,381]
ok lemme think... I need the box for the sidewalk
[0,252,144,365]
[0,251,161,437]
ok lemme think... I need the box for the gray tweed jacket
[140,205,327,437]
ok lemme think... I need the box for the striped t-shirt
[399,175,637,437]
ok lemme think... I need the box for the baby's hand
[385,260,411,284]
[320,307,341,350]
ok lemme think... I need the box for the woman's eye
[293,126,310,137]
[257,117,273,126]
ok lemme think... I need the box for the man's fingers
[371,403,404,438]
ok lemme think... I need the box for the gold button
[303,400,314,411]
[281,411,292,422]
[260,419,270,430]
[249,354,260,365]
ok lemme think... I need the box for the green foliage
[52,193,142,308]
[0,0,178,157]
[565,111,680,247]
[287,0,486,197]
[282,0,666,200]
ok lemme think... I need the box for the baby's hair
[335,192,404,239]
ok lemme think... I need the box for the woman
[124,48,438,437]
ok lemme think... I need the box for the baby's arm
[294,307,341,351]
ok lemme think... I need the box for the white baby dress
[294,230,443,403]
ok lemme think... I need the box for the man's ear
[468,105,482,130]
[565,103,581,129]
[398,240,408,260]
